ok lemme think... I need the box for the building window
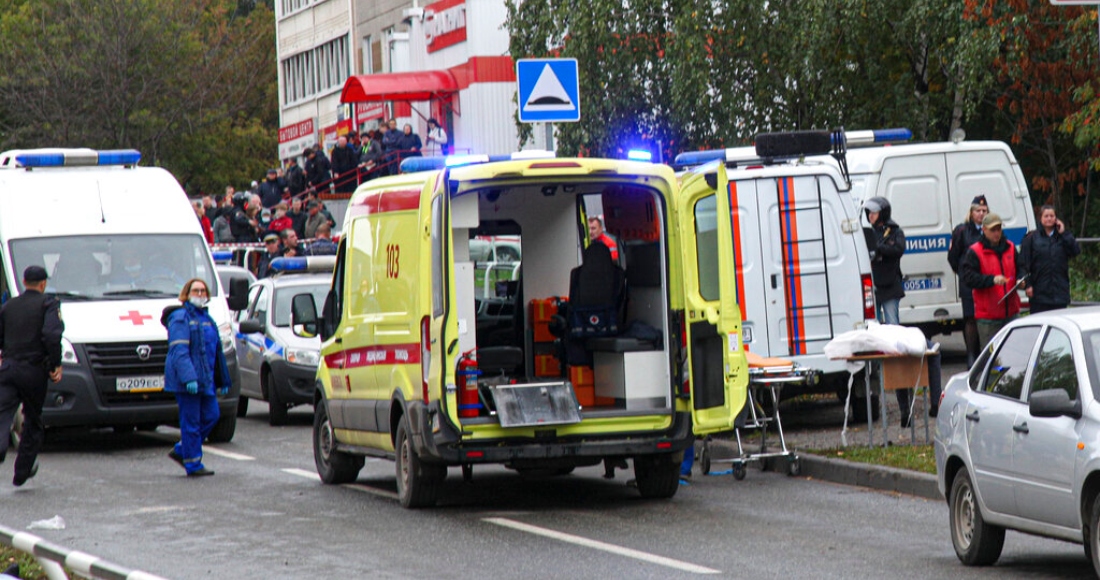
[282,35,350,105]
[279,0,315,18]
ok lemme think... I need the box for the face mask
[189,296,209,308]
[125,264,142,274]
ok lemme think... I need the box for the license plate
[116,375,165,393]
[904,277,943,292]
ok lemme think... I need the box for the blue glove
[185,381,199,395]
[217,387,229,396]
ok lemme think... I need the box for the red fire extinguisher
[457,351,482,418]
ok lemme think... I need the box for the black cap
[267,168,277,174]
[307,200,320,209]
[23,265,48,283]
[971,195,988,207]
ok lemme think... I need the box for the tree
[0,0,278,195]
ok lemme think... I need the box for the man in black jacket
[304,147,331,193]
[0,266,64,486]
[258,169,284,209]
[329,136,359,194]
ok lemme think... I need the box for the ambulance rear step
[488,382,582,428]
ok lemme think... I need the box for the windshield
[273,282,329,327]
[10,234,219,300]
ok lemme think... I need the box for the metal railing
[0,524,168,580]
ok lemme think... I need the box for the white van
[840,136,1036,336]
[676,131,875,403]
[0,149,239,441]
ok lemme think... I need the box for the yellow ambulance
[291,153,747,507]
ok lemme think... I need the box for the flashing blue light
[15,153,65,167]
[673,150,726,166]
[400,157,447,173]
[268,257,308,272]
[627,149,653,162]
[97,150,142,165]
[211,250,234,262]
[445,154,490,167]
[838,128,912,147]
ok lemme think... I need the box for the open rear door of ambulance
[678,163,748,435]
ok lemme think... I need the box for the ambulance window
[694,195,720,301]
[431,195,444,317]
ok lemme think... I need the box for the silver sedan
[935,306,1100,574]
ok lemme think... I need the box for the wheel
[313,400,364,484]
[266,373,288,426]
[236,396,249,417]
[633,452,682,499]
[462,464,473,483]
[949,469,1005,565]
[733,464,747,481]
[396,419,445,508]
[496,247,520,263]
[207,411,237,443]
[1088,496,1100,575]
[699,442,712,475]
[787,457,801,477]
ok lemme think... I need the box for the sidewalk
[701,390,942,501]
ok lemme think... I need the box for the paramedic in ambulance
[587,217,620,262]
[960,212,1020,352]
[947,195,989,366]
[864,197,919,425]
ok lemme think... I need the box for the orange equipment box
[569,365,594,387]
[575,385,595,407]
[534,354,561,377]
[529,297,566,343]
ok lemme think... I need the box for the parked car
[935,306,1100,572]
[468,235,521,263]
[231,257,333,425]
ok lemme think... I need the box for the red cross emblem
[120,310,152,325]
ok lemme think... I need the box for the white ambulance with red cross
[291,153,750,507]
[0,148,239,441]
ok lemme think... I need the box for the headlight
[285,347,319,366]
[61,337,79,365]
[218,322,235,353]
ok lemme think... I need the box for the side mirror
[1029,388,1082,420]
[227,278,250,311]
[238,319,264,335]
[292,293,318,338]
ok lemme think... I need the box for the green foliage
[1071,241,1100,303]
[0,0,277,195]
[810,444,936,474]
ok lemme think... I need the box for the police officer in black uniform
[0,266,64,486]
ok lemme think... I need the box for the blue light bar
[673,150,726,166]
[13,149,141,168]
[400,157,447,173]
[627,149,653,162]
[211,250,234,263]
[838,128,912,147]
[268,256,336,273]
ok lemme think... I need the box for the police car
[231,256,334,425]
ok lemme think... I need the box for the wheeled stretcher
[698,352,813,480]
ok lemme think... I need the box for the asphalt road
[0,398,1094,579]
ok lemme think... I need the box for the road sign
[516,58,580,123]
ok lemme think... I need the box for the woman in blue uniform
[162,278,230,476]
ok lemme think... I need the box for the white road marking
[283,469,399,500]
[483,517,722,575]
[202,446,254,461]
[283,468,320,480]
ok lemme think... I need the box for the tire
[787,457,801,477]
[733,464,747,481]
[266,373,288,426]
[699,443,712,475]
[236,396,249,418]
[633,452,682,499]
[949,469,1005,566]
[496,247,520,263]
[313,400,364,484]
[207,411,237,443]
[1088,496,1100,576]
[395,419,445,508]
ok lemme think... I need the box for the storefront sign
[357,102,386,124]
[424,0,466,53]
[278,118,316,160]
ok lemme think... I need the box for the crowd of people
[863,193,1082,426]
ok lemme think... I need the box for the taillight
[420,316,430,403]
[861,274,876,321]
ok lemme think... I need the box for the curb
[702,441,942,501]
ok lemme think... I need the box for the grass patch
[807,444,936,474]
[0,547,50,580]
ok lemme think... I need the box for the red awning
[340,71,459,103]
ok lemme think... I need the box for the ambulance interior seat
[559,242,638,365]
[53,252,101,293]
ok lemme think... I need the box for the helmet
[863,196,891,224]
[232,192,250,209]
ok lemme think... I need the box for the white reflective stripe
[169,339,189,346]
[64,550,99,573]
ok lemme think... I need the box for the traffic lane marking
[137,430,255,461]
[282,468,399,500]
[483,517,722,575]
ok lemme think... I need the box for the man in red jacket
[960,213,1020,352]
